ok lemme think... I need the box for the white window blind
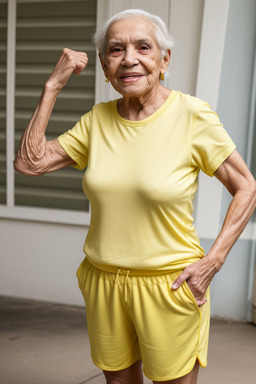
[0,0,7,205]
[14,0,96,211]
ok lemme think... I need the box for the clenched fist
[47,48,88,90]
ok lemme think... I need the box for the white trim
[246,224,256,322]
[246,44,256,169]
[246,45,256,322]
[195,0,230,110]
[94,0,110,104]
[95,0,125,104]
[194,0,230,239]
[6,0,16,208]
[0,205,90,226]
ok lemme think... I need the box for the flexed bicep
[15,138,75,176]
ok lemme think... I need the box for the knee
[103,360,143,384]
[105,378,121,384]
[104,374,129,384]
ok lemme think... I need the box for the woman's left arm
[172,150,256,305]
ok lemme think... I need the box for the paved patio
[0,295,255,384]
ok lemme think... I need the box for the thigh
[77,259,141,371]
[153,360,199,384]
[128,271,210,381]
[103,360,143,384]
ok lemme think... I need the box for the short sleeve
[57,110,92,170]
[191,103,236,176]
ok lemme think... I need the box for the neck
[118,85,171,121]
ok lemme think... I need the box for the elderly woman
[14,9,255,384]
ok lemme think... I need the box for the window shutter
[14,0,97,211]
[0,0,7,205]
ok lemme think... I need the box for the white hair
[94,9,175,58]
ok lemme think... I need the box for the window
[1,0,97,224]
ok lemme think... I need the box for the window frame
[1,0,94,226]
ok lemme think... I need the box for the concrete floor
[0,296,256,384]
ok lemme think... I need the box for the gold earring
[160,73,165,81]
[105,77,110,83]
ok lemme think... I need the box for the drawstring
[124,270,130,303]
[114,269,130,302]
[115,269,121,285]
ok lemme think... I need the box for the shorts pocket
[183,280,201,311]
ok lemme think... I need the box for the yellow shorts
[77,258,210,381]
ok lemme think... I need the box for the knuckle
[63,48,73,60]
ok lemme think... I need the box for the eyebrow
[108,38,153,46]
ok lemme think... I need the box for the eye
[138,43,151,53]
[109,46,123,56]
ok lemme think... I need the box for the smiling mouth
[120,73,143,81]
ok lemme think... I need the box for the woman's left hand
[172,257,217,306]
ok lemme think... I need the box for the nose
[122,47,138,67]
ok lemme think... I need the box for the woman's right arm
[14,48,88,176]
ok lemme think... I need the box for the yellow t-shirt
[58,90,236,271]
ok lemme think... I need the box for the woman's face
[100,17,170,98]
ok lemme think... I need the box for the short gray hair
[94,9,175,58]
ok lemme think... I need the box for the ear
[161,49,171,74]
[99,53,108,78]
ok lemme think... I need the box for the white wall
[0,218,87,306]
[210,0,256,321]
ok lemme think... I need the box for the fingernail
[172,283,178,289]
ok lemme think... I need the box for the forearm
[172,180,256,303]
[206,181,256,270]
[14,83,60,174]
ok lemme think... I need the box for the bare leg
[153,360,199,384]
[103,360,143,384]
